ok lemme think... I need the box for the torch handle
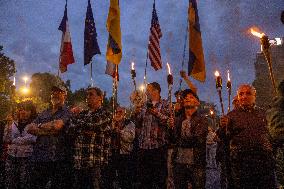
[168,84,174,121]
[218,89,225,115]
[228,91,231,113]
[263,49,277,94]
[132,77,137,91]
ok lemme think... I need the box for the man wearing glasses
[27,83,72,189]
[172,89,208,189]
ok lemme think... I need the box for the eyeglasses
[184,105,197,110]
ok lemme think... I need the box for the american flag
[148,2,162,71]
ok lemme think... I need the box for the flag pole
[57,0,68,78]
[179,19,189,90]
[143,51,149,93]
[112,64,119,118]
[90,62,93,86]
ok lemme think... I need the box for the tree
[67,88,87,109]
[0,46,16,120]
[29,72,69,112]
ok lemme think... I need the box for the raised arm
[180,70,198,94]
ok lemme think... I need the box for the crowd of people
[0,73,284,189]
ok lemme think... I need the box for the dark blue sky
[0,0,283,108]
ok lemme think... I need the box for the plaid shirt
[137,99,170,149]
[70,107,112,170]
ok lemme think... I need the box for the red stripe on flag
[147,4,163,71]
[59,42,75,73]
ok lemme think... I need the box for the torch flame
[166,63,171,75]
[139,85,145,92]
[250,28,265,38]
[214,71,220,77]
[227,70,231,81]
[131,62,135,70]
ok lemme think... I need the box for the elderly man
[27,84,72,189]
[220,84,276,188]
[70,87,112,189]
[134,82,170,189]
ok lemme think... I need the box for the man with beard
[70,87,112,189]
[27,84,72,189]
[220,84,276,188]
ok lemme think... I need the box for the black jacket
[172,111,208,167]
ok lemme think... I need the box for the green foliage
[0,45,16,120]
[29,72,69,103]
[67,88,87,109]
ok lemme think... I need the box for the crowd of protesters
[0,74,284,189]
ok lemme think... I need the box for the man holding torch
[134,82,171,189]
[219,84,276,188]
[172,89,208,189]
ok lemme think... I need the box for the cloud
[1,0,283,109]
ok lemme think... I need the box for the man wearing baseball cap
[172,89,208,189]
[27,83,72,189]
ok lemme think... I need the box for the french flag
[58,3,75,73]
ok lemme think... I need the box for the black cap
[181,89,199,102]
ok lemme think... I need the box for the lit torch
[167,63,174,126]
[13,77,16,86]
[250,27,277,94]
[131,62,137,91]
[227,70,232,112]
[215,71,225,115]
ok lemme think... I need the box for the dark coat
[172,111,208,168]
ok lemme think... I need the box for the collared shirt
[70,107,112,170]
[112,119,136,155]
[31,105,71,162]
[137,99,169,149]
